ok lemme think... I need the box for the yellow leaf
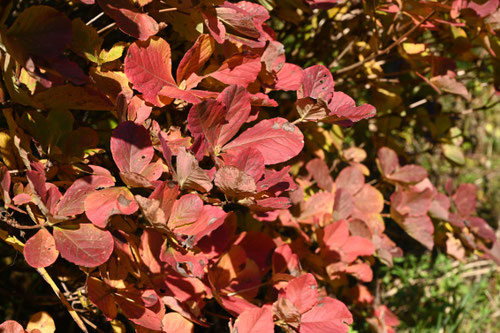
[402,43,426,55]
[27,312,56,333]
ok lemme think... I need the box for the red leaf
[223,118,304,165]
[345,263,373,282]
[188,100,226,150]
[306,158,334,192]
[174,205,227,243]
[326,92,376,125]
[387,165,428,184]
[431,71,470,100]
[215,166,256,198]
[377,147,399,176]
[176,34,215,86]
[97,0,159,41]
[86,276,118,319]
[298,65,335,102]
[0,320,25,333]
[234,306,274,333]
[224,148,265,182]
[274,63,303,91]
[214,4,266,48]
[342,236,375,263]
[124,37,175,105]
[394,215,435,250]
[336,166,364,195]
[54,224,114,267]
[216,85,252,147]
[56,168,115,216]
[176,147,213,192]
[115,288,164,330]
[209,55,261,87]
[84,187,138,228]
[452,183,477,216]
[111,121,154,174]
[282,274,318,314]
[391,188,433,217]
[298,192,334,224]
[24,229,59,268]
[169,194,203,229]
[300,297,353,333]
[256,166,296,193]
[272,244,301,276]
[353,184,384,214]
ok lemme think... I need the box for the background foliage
[0,0,499,332]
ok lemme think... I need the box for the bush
[0,0,498,332]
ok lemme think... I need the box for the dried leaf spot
[272,122,280,130]
[281,122,295,133]
[117,194,132,207]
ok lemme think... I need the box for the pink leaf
[306,158,334,192]
[84,187,138,228]
[387,165,428,184]
[209,55,261,87]
[0,321,25,333]
[111,121,154,174]
[234,306,274,333]
[378,147,399,176]
[336,166,364,195]
[326,92,376,126]
[97,0,159,41]
[224,148,265,182]
[300,297,353,333]
[452,183,477,216]
[124,37,175,105]
[282,274,318,314]
[298,65,335,101]
[223,118,304,165]
[162,312,194,333]
[216,85,252,147]
[176,147,213,192]
[54,224,114,267]
[24,228,59,268]
[274,63,303,91]
[169,194,203,229]
[56,170,115,216]
[215,166,257,198]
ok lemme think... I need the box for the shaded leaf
[111,121,154,174]
[97,0,159,41]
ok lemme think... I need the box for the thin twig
[158,7,177,13]
[97,22,116,35]
[333,10,436,74]
[0,227,89,332]
[86,12,104,25]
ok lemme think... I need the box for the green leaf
[442,144,465,165]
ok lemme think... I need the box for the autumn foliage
[0,0,499,332]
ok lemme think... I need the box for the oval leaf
[111,121,154,174]
[223,117,304,165]
[24,229,59,268]
[53,224,114,267]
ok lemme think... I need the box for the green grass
[378,251,500,332]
